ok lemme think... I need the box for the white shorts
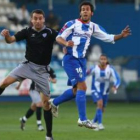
[29,90,41,103]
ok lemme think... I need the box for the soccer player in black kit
[0,9,57,140]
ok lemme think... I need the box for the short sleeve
[14,28,28,42]
[51,29,58,41]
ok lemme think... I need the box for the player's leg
[29,89,44,131]
[49,85,76,118]
[76,82,97,129]
[31,64,54,140]
[20,103,36,130]
[36,101,44,131]
[49,84,76,109]
[0,61,35,95]
[76,81,87,121]
[0,76,17,95]
[96,94,109,130]
[91,91,104,130]
[40,93,53,140]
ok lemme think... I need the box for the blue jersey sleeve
[110,66,121,88]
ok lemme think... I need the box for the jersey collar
[32,25,46,32]
[77,18,90,24]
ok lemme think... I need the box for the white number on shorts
[75,67,82,73]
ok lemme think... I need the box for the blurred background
[0,0,140,102]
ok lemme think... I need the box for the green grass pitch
[0,101,140,140]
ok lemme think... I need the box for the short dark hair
[100,54,109,64]
[31,9,45,17]
[79,1,94,12]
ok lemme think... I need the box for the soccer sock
[37,120,42,126]
[93,112,98,123]
[36,107,42,121]
[25,108,34,119]
[22,116,27,123]
[0,87,5,95]
[44,109,52,137]
[53,89,75,106]
[96,108,102,124]
[76,90,87,121]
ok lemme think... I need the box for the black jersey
[30,67,56,90]
[14,26,58,65]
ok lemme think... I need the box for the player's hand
[121,25,131,38]
[65,40,74,47]
[1,29,10,37]
[111,86,117,94]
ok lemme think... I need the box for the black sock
[36,107,42,123]
[0,88,5,95]
[25,108,34,119]
[44,109,53,137]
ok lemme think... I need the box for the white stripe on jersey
[57,19,115,58]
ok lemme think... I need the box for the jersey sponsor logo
[42,33,47,38]
[73,32,91,39]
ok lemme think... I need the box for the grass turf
[0,101,140,140]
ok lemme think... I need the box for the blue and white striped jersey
[57,19,115,58]
[87,65,120,95]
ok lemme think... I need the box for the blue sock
[93,112,98,123]
[53,89,75,106]
[76,90,87,121]
[96,108,102,124]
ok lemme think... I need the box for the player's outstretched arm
[1,29,16,43]
[114,25,131,41]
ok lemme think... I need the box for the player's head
[99,54,109,66]
[31,9,45,31]
[79,1,94,22]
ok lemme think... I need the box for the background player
[87,54,120,130]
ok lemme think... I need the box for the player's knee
[77,82,87,91]
[36,102,43,108]
[42,100,50,110]
[31,104,36,111]
[97,100,103,108]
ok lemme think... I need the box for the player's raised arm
[1,29,16,43]
[114,25,131,41]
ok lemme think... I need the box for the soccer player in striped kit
[49,1,131,129]
[87,54,120,130]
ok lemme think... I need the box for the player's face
[31,13,45,30]
[99,56,108,66]
[80,5,93,22]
